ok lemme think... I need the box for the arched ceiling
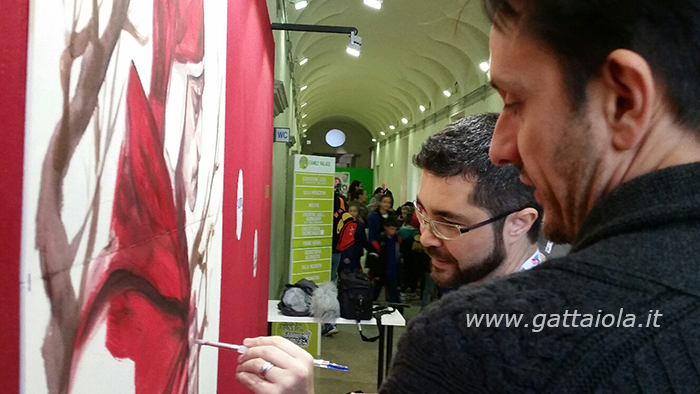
[284,0,493,140]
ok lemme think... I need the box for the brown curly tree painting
[25,0,226,392]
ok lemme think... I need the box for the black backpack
[333,194,357,252]
[338,271,373,320]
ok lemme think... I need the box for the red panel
[218,0,274,391]
[0,0,29,392]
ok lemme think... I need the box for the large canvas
[20,0,227,392]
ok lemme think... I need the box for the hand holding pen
[198,336,332,394]
[196,339,348,371]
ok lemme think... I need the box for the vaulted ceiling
[280,0,493,140]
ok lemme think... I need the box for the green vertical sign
[289,155,335,284]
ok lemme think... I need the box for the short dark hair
[483,0,700,131]
[383,213,402,229]
[351,188,366,201]
[413,113,542,243]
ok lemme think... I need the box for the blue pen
[195,339,349,372]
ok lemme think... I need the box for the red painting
[22,0,228,392]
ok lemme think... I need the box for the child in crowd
[367,194,394,243]
[397,209,419,300]
[339,202,370,275]
[367,214,402,303]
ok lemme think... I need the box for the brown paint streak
[36,1,131,393]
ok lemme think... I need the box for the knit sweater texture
[380,163,700,393]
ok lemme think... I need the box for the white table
[267,300,406,388]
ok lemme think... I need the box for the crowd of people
[337,179,441,310]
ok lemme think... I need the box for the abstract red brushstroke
[36,0,209,392]
[72,65,193,393]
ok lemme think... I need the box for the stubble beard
[540,105,598,245]
[428,228,506,287]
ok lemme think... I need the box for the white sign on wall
[273,127,290,142]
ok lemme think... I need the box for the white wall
[268,0,299,298]
[375,87,503,203]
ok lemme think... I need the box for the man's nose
[489,114,520,167]
[419,224,443,248]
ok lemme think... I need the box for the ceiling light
[302,123,307,127]
[389,125,395,130]
[303,128,307,132]
[380,131,386,136]
[419,105,425,112]
[390,162,394,167]
[294,0,308,10]
[302,114,307,118]
[479,61,490,72]
[299,58,308,66]
[363,0,382,9]
[401,118,408,124]
[301,102,307,107]
[372,138,377,142]
[300,85,307,91]
[346,32,362,57]
[443,82,459,97]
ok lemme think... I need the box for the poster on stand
[289,155,335,284]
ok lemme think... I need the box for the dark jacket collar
[573,162,700,251]
[570,162,700,296]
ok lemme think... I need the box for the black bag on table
[338,271,373,321]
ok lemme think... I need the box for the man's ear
[599,49,657,152]
[504,207,538,242]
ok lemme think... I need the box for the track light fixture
[346,32,362,57]
[443,82,459,97]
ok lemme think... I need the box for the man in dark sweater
[380,0,700,392]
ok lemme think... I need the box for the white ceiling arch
[279,0,493,139]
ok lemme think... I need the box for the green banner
[293,224,332,238]
[295,173,334,187]
[294,188,333,199]
[294,200,333,212]
[294,211,332,226]
[292,247,331,262]
[291,271,331,284]
[292,238,333,248]
[292,259,331,273]
[290,155,335,284]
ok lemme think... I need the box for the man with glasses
[234,113,544,393]
[412,112,542,289]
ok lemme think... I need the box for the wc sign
[274,127,291,143]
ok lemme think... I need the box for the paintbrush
[195,339,348,371]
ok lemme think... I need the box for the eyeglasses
[413,200,522,241]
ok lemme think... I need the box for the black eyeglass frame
[413,200,525,240]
